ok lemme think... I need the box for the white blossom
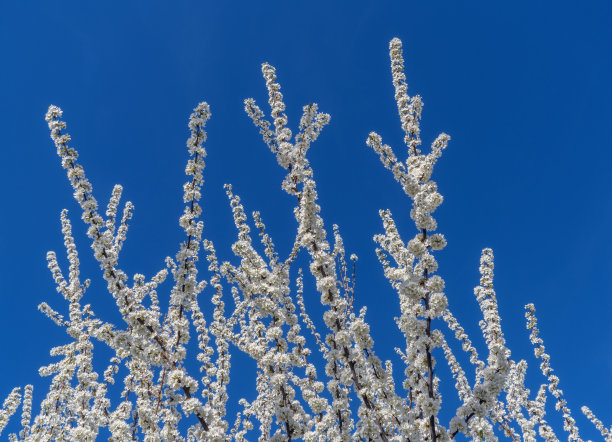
[0,37,600,442]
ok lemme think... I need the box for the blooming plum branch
[0,38,605,441]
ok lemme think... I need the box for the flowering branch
[0,37,604,441]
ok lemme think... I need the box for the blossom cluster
[0,38,608,441]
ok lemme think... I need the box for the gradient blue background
[1,1,611,439]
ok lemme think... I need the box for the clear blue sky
[0,1,610,438]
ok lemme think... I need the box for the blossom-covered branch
[0,37,604,441]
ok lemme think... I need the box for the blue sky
[0,0,611,438]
